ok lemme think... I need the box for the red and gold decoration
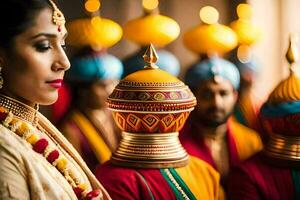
[261,35,300,165]
[0,95,100,200]
[183,6,238,56]
[107,44,197,168]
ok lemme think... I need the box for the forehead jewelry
[48,0,65,32]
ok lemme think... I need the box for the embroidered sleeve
[0,141,30,199]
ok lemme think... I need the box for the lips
[47,79,63,89]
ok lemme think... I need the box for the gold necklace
[0,94,37,125]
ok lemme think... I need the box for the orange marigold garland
[0,106,100,200]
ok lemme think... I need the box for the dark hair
[0,0,52,49]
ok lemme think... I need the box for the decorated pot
[106,44,196,168]
[107,46,196,134]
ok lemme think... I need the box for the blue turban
[122,49,180,78]
[67,53,124,82]
[184,56,240,90]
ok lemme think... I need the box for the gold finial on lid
[143,43,159,69]
[286,33,299,67]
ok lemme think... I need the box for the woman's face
[0,8,70,106]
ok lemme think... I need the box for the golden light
[237,4,252,20]
[199,6,219,24]
[142,0,159,10]
[237,45,251,63]
[85,0,101,13]
[91,16,101,27]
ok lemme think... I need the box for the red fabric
[228,153,295,200]
[261,113,300,136]
[52,83,71,123]
[95,162,176,200]
[65,120,100,172]
[0,109,8,121]
[179,118,240,170]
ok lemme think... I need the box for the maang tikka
[48,0,65,32]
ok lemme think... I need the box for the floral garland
[0,106,100,200]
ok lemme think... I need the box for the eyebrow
[30,32,68,40]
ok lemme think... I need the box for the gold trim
[111,131,189,168]
[108,104,196,113]
[117,81,184,88]
[163,169,190,200]
[0,94,37,125]
[113,86,189,92]
[107,98,196,103]
[264,133,300,161]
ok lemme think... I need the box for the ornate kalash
[107,44,197,168]
[260,34,300,166]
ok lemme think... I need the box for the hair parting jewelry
[48,0,65,32]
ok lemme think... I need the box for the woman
[0,0,110,199]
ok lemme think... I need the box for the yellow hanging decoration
[123,0,180,47]
[66,0,123,50]
[230,3,262,46]
[183,6,238,55]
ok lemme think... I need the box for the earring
[0,65,3,89]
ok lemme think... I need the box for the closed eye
[34,41,52,52]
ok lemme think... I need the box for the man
[180,56,262,185]
[228,36,300,200]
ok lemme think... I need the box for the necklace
[0,94,37,125]
[0,97,100,199]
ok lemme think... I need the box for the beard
[195,108,233,128]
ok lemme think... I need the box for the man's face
[193,78,238,127]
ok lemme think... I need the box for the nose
[212,94,223,108]
[52,48,71,72]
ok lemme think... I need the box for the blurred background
[58,0,300,100]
